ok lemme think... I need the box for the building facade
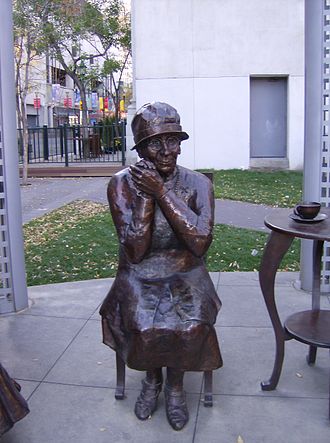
[131,0,304,170]
[23,42,132,128]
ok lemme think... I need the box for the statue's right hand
[134,159,156,170]
[129,164,154,199]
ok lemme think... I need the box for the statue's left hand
[130,163,166,198]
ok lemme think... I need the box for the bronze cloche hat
[131,102,189,150]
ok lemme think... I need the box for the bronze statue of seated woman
[100,102,222,430]
[0,363,29,437]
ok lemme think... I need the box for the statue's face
[142,134,181,176]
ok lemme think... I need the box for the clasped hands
[129,160,167,198]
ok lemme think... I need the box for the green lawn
[200,169,303,207]
[24,198,300,286]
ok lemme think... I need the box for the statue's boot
[164,383,189,431]
[134,379,162,420]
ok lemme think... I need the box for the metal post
[42,125,49,160]
[300,0,324,291]
[66,91,69,124]
[121,120,126,166]
[73,125,77,155]
[60,125,64,158]
[63,123,69,167]
[78,125,82,158]
[0,0,28,313]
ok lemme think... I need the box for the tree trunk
[16,92,29,185]
[80,87,88,127]
[20,101,29,186]
[79,87,90,157]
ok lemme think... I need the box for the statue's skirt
[100,262,223,371]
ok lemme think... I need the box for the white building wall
[132,0,305,170]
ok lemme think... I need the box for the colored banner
[74,89,81,106]
[33,98,41,109]
[91,92,98,110]
[51,84,61,102]
[64,97,72,108]
[99,97,104,111]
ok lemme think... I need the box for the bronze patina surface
[0,363,29,437]
[259,207,330,419]
[100,102,222,430]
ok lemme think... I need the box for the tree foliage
[13,0,49,184]
[39,0,131,125]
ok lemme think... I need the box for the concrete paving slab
[91,309,103,321]
[1,383,200,443]
[44,319,205,394]
[213,326,329,398]
[0,314,85,380]
[194,394,330,443]
[209,271,221,290]
[219,271,300,287]
[274,271,300,286]
[216,283,322,328]
[15,379,39,400]
[219,271,260,286]
[24,278,110,319]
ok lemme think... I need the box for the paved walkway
[1,273,329,442]
[20,177,289,230]
[20,177,110,224]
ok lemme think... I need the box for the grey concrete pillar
[0,0,28,312]
[300,0,323,292]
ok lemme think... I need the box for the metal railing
[18,121,126,166]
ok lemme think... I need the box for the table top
[264,207,330,241]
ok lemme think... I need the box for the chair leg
[306,345,317,365]
[115,353,125,400]
[203,371,213,407]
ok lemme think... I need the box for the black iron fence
[18,121,126,166]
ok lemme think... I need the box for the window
[51,67,66,87]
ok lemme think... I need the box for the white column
[300,0,324,291]
[0,0,28,312]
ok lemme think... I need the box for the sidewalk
[20,177,289,230]
[1,272,329,442]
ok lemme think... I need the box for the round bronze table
[258,207,330,418]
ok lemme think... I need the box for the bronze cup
[294,201,321,219]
